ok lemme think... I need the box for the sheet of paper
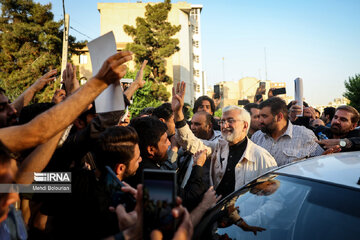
[88,31,125,113]
[294,77,303,117]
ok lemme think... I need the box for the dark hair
[78,101,96,124]
[193,111,213,127]
[193,96,215,115]
[287,100,309,110]
[152,103,173,121]
[18,102,55,125]
[259,97,288,121]
[137,107,155,117]
[94,126,139,171]
[129,117,167,158]
[244,103,259,115]
[323,107,336,120]
[336,105,360,124]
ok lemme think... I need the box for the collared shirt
[251,121,324,166]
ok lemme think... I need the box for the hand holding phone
[105,166,136,212]
[143,169,177,239]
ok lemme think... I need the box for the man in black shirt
[316,105,360,152]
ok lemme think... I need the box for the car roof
[275,151,360,189]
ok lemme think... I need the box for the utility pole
[222,57,225,82]
[60,14,70,83]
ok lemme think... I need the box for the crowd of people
[0,51,360,240]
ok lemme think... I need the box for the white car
[193,151,360,240]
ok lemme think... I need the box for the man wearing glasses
[172,82,277,198]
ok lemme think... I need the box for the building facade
[72,1,204,106]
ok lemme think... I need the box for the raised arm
[0,51,133,152]
[11,69,57,113]
[15,130,64,184]
[172,82,214,156]
[124,60,148,100]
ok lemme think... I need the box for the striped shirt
[251,121,324,166]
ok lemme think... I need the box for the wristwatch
[340,139,352,148]
[339,139,346,148]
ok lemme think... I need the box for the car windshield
[194,174,360,240]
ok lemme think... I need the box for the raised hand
[95,51,133,85]
[62,63,80,95]
[32,69,57,92]
[52,89,66,104]
[172,81,186,113]
[134,60,148,89]
[193,149,207,167]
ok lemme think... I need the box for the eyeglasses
[219,119,241,125]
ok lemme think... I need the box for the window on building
[193,69,200,77]
[79,54,87,64]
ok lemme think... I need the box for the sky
[36,0,360,106]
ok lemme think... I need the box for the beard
[330,124,349,136]
[153,151,168,164]
[221,127,238,142]
[260,119,277,135]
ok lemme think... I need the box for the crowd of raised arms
[0,52,359,240]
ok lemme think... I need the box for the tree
[344,74,360,111]
[0,0,85,102]
[123,0,181,101]
[124,70,162,117]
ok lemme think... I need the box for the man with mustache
[251,97,324,166]
[315,105,360,151]
[172,82,277,199]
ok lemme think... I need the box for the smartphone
[143,169,177,239]
[238,99,250,105]
[105,166,136,212]
[272,87,286,96]
[259,82,266,94]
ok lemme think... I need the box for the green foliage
[124,71,162,117]
[123,0,180,101]
[344,74,360,111]
[214,108,222,118]
[0,0,85,102]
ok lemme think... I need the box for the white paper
[294,77,303,117]
[88,31,125,113]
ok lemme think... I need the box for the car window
[194,174,360,239]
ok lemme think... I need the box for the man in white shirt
[251,97,324,166]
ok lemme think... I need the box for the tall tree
[344,73,360,111]
[123,0,181,101]
[0,0,85,102]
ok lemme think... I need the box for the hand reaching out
[62,63,80,95]
[95,51,133,85]
[172,81,186,114]
[32,69,57,92]
[134,60,148,89]
[193,149,207,167]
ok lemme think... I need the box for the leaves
[0,0,85,103]
[123,0,181,101]
[343,74,360,111]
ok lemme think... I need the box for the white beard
[221,131,236,142]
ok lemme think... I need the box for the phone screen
[143,170,176,239]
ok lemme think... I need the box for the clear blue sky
[36,0,360,106]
